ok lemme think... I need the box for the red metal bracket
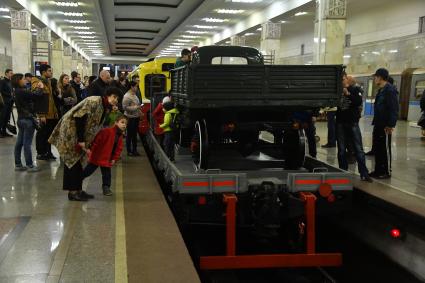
[199,192,342,270]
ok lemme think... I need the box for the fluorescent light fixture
[87,45,101,48]
[225,41,231,44]
[2,15,11,18]
[186,30,210,34]
[175,39,193,42]
[65,19,88,23]
[257,27,262,31]
[60,12,83,17]
[244,33,255,36]
[83,39,100,42]
[193,25,218,29]
[388,49,398,53]
[31,28,37,32]
[171,42,187,46]
[343,55,351,58]
[79,36,96,38]
[230,0,262,2]
[55,1,79,7]
[280,20,287,23]
[372,51,380,55]
[76,31,95,34]
[73,26,91,30]
[215,9,245,14]
[295,11,308,16]
[181,35,202,39]
[202,18,228,23]
[0,8,10,12]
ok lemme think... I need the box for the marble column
[33,27,51,73]
[313,0,347,64]
[71,50,78,72]
[260,22,281,64]
[10,10,32,73]
[63,45,72,75]
[51,38,63,76]
[87,60,93,76]
[230,35,245,46]
[77,55,84,77]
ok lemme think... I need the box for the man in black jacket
[87,70,110,97]
[70,71,83,102]
[370,68,399,179]
[336,74,372,182]
[0,69,14,137]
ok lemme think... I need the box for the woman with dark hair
[49,87,120,201]
[12,73,44,171]
[58,74,78,115]
[122,81,142,156]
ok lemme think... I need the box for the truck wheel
[283,129,306,169]
[192,119,209,170]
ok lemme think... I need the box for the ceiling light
[31,28,37,32]
[186,30,210,34]
[83,39,100,42]
[388,49,398,53]
[2,15,11,19]
[215,9,245,14]
[202,18,228,23]
[225,41,231,44]
[76,31,95,34]
[171,42,187,46]
[54,1,79,7]
[280,20,287,23]
[230,0,262,2]
[193,25,218,29]
[175,39,193,42]
[181,35,202,39]
[257,27,262,31]
[73,26,91,30]
[244,33,255,36]
[60,12,83,17]
[0,8,10,12]
[343,55,351,58]
[65,20,88,23]
[79,36,96,38]
[295,11,308,16]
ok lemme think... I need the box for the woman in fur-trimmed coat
[48,87,121,201]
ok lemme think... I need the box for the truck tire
[192,119,209,170]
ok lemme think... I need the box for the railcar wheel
[283,129,306,169]
[192,119,209,170]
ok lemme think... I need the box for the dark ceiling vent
[116,28,160,33]
[115,36,154,40]
[113,1,182,8]
[115,17,169,23]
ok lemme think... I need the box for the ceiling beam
[115,28,160,34]
[115,17,169,23]
[113,1,183,8]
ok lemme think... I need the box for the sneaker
[102,186,113,196]
[80,190,94,199]
[68,191,88,201]
[361,176,373,183]
[321,144,336,148]
[15,165,27,171]
[27,166,41,172]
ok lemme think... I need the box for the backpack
[169,112,181,131]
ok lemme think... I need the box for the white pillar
[260,22,281,64]
[71,50,78,72]
[313,0,347,64]
[77,54,84,76]
[230,35,245,46]
[63,45,72,76]
[10,10,32,73]
[33,27,51,72]
[51,38,64,76]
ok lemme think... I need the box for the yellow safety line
[115,163,128,283]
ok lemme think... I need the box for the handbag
[7,111,17,135]
[418,112,425,129]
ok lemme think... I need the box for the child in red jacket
[83,115,127,196]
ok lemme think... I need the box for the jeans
[126,117,139,153]
[83,162,112,188]
[0,97,13,133]
[14,118,36,167]
[326,112,336,146]
[163,131,175,161]
[336,122,369,177]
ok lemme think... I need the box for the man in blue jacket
[370,68,399,179]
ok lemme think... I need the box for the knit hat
[162,96,171,104]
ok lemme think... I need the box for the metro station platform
[0,117,423,282]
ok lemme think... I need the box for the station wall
[276,0,425,74]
